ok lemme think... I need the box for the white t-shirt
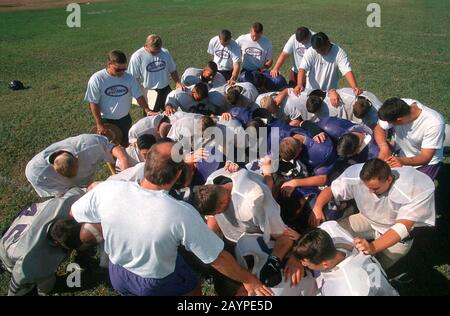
[300,44,352,91]
[71,181,224,279]
[168,113,212,150]
[213,82,259,108]
[207,36,241,71]
[181,67,226,89]
[236,33,273,71]
[84,69,142,120]
[128,114,166,143]
[282,32,314,72]
[310,89,354,122]
[378,99,445,166]
[234,234,318,296]
[25,134,115,197]
[165,89,198,112]
[256,90,313,121]
[115,146,143,172]
[317,221,399,296]
[127,47,176,89]
[337,88,382,129]
[206,169,286,243]
[280,89,311,121]
[235,234,319,296]
[108,162,145,182]
[331,164,436,234]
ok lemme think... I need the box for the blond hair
[145,34,162,49]
[53,153,77,178]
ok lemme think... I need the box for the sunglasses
[114,67,127,72]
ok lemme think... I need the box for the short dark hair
[107,50,127,64]
[306,95,323,113]
[193,184,222,216]
[252,72,266,91]
[310,32,329,50]
[251,22,264,33]
[137,134,156,150]
[226,86,241,105]
[292,228,337,264]
[219,29,232,43]
[359,158,392,182]
[144,143,184,185]
[337,133,360,158]
[378,98,411,122]
[48,218,82,250]
[193,82,209,100]
[201,115,216,132]
[206,61,218,75]
[280,137,301,161]
[353,96,372,119]
[295,27,310,42]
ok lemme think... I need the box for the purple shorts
[109,254,198,296]
[417,163,442,180]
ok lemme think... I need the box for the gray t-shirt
[84,69,142,120]
[25,134,115,197]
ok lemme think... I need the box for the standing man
[85,50,150,147]
[207,29,242,84]
[293,32,362,107]
[374,98,445,180]
[128,34,185,113]
[270,27,314,87]
[236,22,287,91]
[25,134,130,198]
[71,142,273,296]
[310,159,436,269]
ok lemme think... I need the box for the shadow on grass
[387,163,450,296]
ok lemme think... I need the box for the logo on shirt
[245,47,263,58]
[104,85,129,97]
[215,49,231,59]
[296,47,305,57]
[146,60,166,72]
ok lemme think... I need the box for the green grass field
[0,0,449,296]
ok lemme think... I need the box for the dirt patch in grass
[0,0,113,12]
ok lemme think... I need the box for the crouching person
[0,188,102,296]
[291,221,399,296]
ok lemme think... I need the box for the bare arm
[111,145,130,170]
[89,103,107,135]
[136,96,151,115]
[398,148,435,166]
[344,71,362,95]
[230,62,241,83]
[293,69,306,95]
[262,59,273,71]
[374,123,392,160]
[354,219,415,255]
[270,52,289,77]
[170,71,185,90]
[274,88,289,107]
[271,234,294,260]
[211,250,273,296]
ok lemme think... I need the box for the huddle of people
[1,22,447,297]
